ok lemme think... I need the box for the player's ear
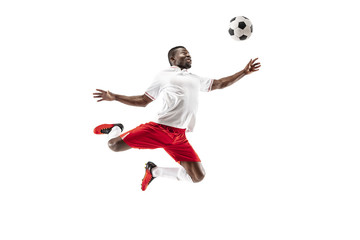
[170,57,175,65]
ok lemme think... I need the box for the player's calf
[190,171,205,183]
[180,161,206,183]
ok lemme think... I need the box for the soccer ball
[228,16,253,41]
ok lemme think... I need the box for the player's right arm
[211,58,260,90]
[93,89,153,107]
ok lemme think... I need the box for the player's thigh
[164,140,205,182]
[120,122,172,149]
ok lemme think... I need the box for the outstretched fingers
[93,89,104,96]
[93,89,106,102]
[251,58,259,64]
[251,58,261,72]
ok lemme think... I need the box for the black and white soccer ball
[228,16,253,41]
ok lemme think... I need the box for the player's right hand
[93,89,115,102]
[243,58,261,75]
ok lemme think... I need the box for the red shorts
[120,122,201,162]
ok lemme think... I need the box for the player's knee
[108,138,131,152]
[108,139,117,151]
[108,139,122,152]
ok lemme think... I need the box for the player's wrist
[108,92,116,101]
[238,69,247,77]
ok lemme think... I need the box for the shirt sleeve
[145,75,163,100]
[199,76,214,92]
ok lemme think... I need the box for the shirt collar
[170,66,188,72]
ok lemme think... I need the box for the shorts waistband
[150,122,186,133]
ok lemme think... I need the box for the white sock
[152,166,193,182]
[108,126,122,140]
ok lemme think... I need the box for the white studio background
[1,0,359,239]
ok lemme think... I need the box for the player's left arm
[211,58,261,91]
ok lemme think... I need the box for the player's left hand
[243,58,261,75]
[93,89,115,102]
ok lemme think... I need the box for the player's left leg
[108,136,132,152]
[93,123,132,152]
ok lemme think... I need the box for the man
[93,46,261,191]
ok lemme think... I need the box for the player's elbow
[137,102,146,107]
[139,94,153,107]
[139,101,150,107]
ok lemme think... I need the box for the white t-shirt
[145,66,214,132]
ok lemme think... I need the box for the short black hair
[168,46,186,65]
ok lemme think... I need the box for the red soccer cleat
[141,162,157,191]
[93,123,124,134]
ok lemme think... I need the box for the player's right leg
[179,161,206,183]
[141,161,205,191]
[141,161,194,191]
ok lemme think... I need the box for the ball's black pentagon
[250,25,253,32]
[228,28,234,36]
[243,16,249,20]
[239,35,248,40]
[230,17,236,22]
[238,21,246,29]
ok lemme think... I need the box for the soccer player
[93,46,261,191]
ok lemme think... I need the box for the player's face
[173,48,192,69]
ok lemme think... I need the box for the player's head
[168,46,192,69]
